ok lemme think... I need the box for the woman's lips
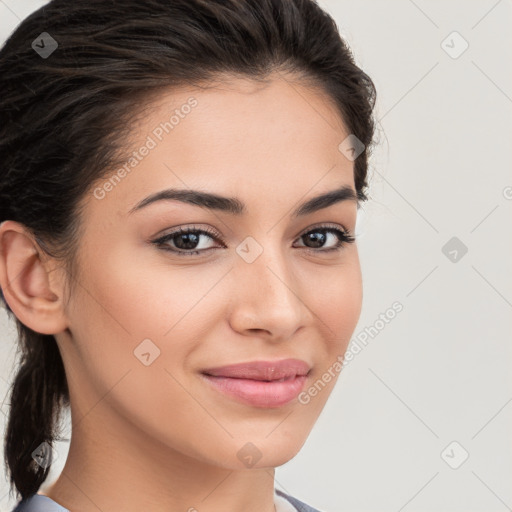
[200,358,311,408]
[200,373,309,408]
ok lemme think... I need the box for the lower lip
[200,373,308,408]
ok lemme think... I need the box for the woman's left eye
[151,224,355,257]
[294,225,356,252]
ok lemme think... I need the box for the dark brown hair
[0,0,376,501]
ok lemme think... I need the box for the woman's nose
[227,240,309,340]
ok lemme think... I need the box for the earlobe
[0,220,69,335]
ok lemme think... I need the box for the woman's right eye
[151,226,223,256]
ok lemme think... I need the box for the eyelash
[151,223,356,257]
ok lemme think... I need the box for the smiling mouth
[200,373,309,408]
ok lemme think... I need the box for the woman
[0,0,377,510]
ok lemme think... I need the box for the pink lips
[200,358,311,408]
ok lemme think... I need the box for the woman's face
[58,74,363,470]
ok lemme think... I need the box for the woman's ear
[0,220,69,334]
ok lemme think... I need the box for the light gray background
[1,1,511,511]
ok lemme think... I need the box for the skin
[0,73,363,512]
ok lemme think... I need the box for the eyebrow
[128,184,358,218]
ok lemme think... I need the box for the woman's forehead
[102,77,352,191]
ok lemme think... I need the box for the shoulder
[275,488,324,512]
[11,494,69,512]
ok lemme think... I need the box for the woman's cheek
[306,256,362,338]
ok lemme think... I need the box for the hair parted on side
[0,0,376,501]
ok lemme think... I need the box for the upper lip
[201,358,311,381]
